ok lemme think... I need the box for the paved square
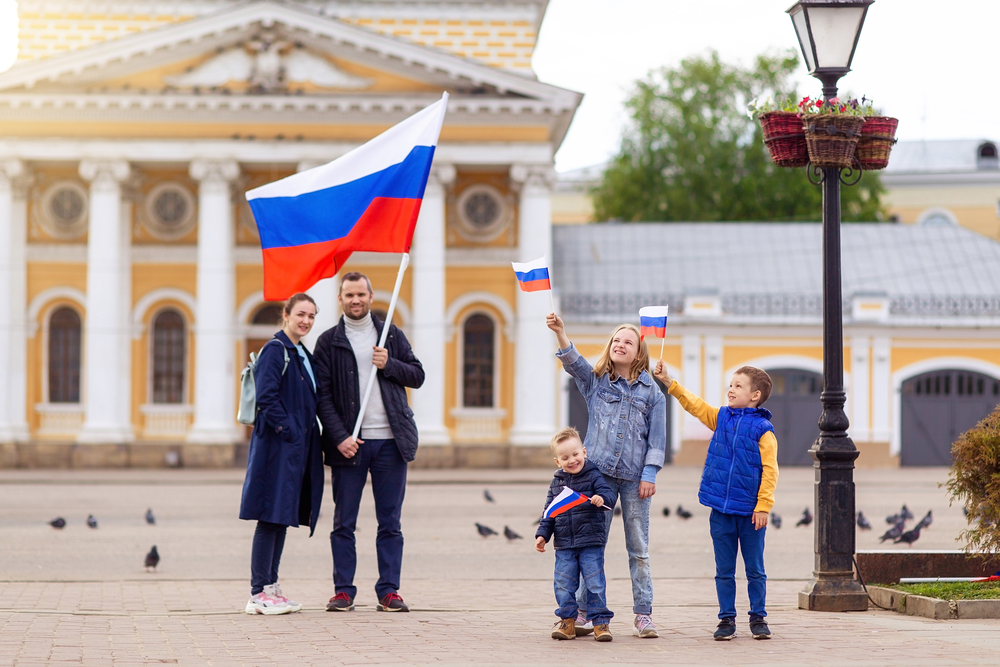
[0,466,996,665]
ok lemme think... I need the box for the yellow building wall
[131,299,196,439]
[891,346,1000,374]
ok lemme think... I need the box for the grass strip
[885,580,1000,600]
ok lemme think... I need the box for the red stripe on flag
[261,197,423,300]
[518,278,551,293]
[640,325,666,339]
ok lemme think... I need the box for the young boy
[535,427,616,642]
[654,362,778,641]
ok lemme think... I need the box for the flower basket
[759,111,808,168]
[855,116,899,170]
[803,114,866,169]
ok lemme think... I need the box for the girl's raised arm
[546,312,571,350]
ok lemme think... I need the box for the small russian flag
[511,256,551,293]
[639,306,669,341]
[542,487,590,519]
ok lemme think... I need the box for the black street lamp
[787,0,874,613]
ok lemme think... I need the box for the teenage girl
[546,313,667,639]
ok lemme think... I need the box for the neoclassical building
[0,0,580,467]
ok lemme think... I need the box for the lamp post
[787,0,873,612]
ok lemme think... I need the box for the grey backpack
[237,339,289,425]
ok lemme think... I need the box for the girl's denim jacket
[556,343,667,483]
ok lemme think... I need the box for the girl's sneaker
[270,583,302,612]
[633,614,658,638]
[245,589,292,615]
[574,613,594,636]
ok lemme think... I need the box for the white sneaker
[271,583,302,612]
[633,614,658,638]
[245,588,292,615]
[574,613,594,636]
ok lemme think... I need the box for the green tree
[592,50,884,223]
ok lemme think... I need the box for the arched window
[152,310,186,404]
[48,307,81,403]
[252,303,284,326]
[978,142,999,169]
[462,314,495,408]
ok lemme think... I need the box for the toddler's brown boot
[551,617,576,640]
[594,624,613,642]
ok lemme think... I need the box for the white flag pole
[351,252,409,441]
[659,335,666,361]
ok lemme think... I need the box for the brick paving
[0,466,996,665]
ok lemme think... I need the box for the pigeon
[916,510,933,530]
[662,506,671,517]
[857,512,872,531]
[879,520,905,543]
[483,489,495,504]
[770,512,782,529]
[145,545,160,572]
[894,524,922,546]
[796,507,813,527]
[145,508,155,525]
[532,515,542,525]
[613,505,622,517]
[677,505,693,520]
[49,517,66,529]
[885,512,901,525]
[475,522,498,537]
[900,504,914,521]
[86,515,98,529]
[503,525,522,541]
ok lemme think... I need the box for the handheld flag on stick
[512,256,556,313]
[639,305,669,359]
[246,93,449,300]
[542,487,612,519]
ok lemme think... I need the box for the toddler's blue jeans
[710,509,767,619]
[553,546,613,625]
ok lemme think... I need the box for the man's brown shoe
[551,617,576,640]
[594,624,613,642]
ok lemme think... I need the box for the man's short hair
[735,366,772,406]
[550,426,582,453]
[339,271,373,295]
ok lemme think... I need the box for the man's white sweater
[344,313,395,441]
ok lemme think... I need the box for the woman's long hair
[592,324,649,383]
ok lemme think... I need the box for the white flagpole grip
[659,336,666,361]
[351,252,410,441]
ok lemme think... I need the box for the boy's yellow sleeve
[754,431,779,513]
[666,381,719,431]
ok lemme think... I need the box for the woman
[240,293,324,615]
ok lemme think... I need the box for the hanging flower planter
[759,111,809,168]
[803,114,866,169]
[855,116,899,170]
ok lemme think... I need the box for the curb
[868,585,1000,619]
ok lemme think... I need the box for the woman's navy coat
[239,330,324,535]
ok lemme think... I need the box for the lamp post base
[799,577,869,612]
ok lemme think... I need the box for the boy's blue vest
[698,406,774,516]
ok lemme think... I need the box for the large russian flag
[639,306,669,341]
[511,256,551,293]
[246,94,449,300]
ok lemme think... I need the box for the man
[313,272,425,613]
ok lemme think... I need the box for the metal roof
[552,222,1000,322]
[882,139,998,173]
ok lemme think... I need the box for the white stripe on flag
[511,256,548,274]
[639,306,670,318]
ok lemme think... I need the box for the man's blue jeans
[330,438,407,600]
[577,475,653,615]
[710,509,767,619]
[554,546,613,625]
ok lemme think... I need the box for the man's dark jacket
[536,460,615,550]
[313,313,425,466]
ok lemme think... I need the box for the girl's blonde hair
[593,324,649,382]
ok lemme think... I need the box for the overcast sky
[2,0,996,173]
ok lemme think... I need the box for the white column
[0,160,23,442]
[509,165,556,446]
[681,334,712,440]
[78,159,134,444]
[872,336,891,443]
[703,334,724,405]
[849,335,871,441]
[187,160,240,445]
[7,165,29,443]
[297,161,341,352]
[409,164,454,445]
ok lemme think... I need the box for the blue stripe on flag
[515,267,550,283]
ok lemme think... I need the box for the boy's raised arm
[754,431,779,514]
[666,381,719,431]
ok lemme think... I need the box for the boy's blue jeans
[577,476,653,615]
[710,509,767,619]
[554,546,613,625]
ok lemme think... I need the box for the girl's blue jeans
[577,476,653,615]
[554,546,613,624]
[710,509,767,619]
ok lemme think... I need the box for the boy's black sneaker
[749,616,771,640]
[713,617,737,641]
